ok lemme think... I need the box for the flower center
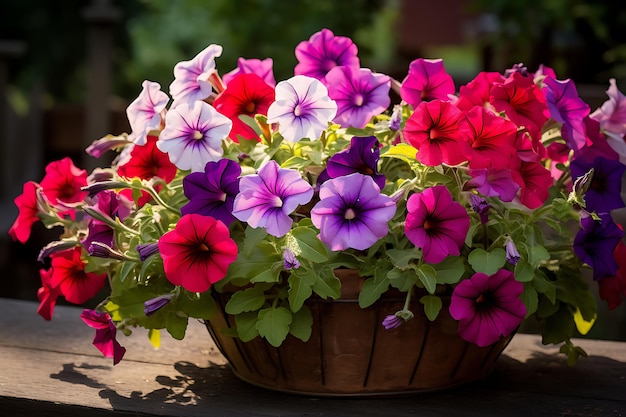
[198,243,210,252]
[353,94,364,107]
[273,195,283,208]
[344,208,356,220]
[244,101,256,114]
[218,192,227,202]
[423,218,436,231]
[59,183,75,199]
[294,104,303,117]
[193,130,204,140]
[476,293,486,303]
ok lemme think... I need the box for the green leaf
[433,256,465,285]
[514,258,535,282]
[280,156,311,169]
[386,248,420,268]
[526,244,550,268]
[256,307,293,347]
[177,291,216,320]
[532,272,557,304]
[416,264,437,294]
[388,269,418,292]
[542,304,574,345]
[311,268,341,300]
[468,248,506,275]
[380,143,417,163]
[358,273,390,308]
[520,284,538,317]
[165,313,188,340]
[288,271,315,312]
[225,286,267,315]
[235,311,260,342]
[420,295,442,321]
[242,227,269,256]
[119,261,139,282]
[228,243,282,283]
[289,306,313,342]
[291,227,329,262]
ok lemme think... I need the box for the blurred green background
[1,0,625,340]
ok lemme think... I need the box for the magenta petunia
[294,28,359,82]
[405,185,470,263]
[450,269,526,347]
[400,58,455,107]
[325,66,390,129]
[233,160,314,237]
[158,214,238,292]
[80,309,126,365]
[311,173,396,251]
[126,80,169,146]
[222,57,276,87]
[169,44,223,107]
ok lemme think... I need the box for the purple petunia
[542,77,590,151]
[570,155,626,214]
[325,66,390,129]
[574,213,623,280]
[405,185,470,264]
[181,159,242,226]
[311,173,396,251]
[233,160,314,237]
[326,136,386,190]
[294,28,360,82]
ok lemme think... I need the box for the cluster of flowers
[9,28,626,365]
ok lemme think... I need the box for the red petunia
[213,73,275,142]
[510,156,553,209]
[37,267,62,321]
[8,181,41,243]
[49,247,107,305]
[158,214,238,292]
[490,72,550,141]
[598,241,626,310]
[455,71,505,112]
[403,99,469,166]
[39,157,88,218]
[460,106,518,169]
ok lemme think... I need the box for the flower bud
[136,242,160,261]
[144,294,175,317]
[505,239,521,265]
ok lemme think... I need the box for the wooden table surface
[0,297,625,417]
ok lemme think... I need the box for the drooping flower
[382,314,403,330]
[403,99,469,166]
[311,173,396,251]
[222,57,276,87]
[126,80,169,146]
[542,77,590,151]
[450,269,526,347]
[40,157,88,216]
[468,192,490,224]
[283,248,300,270]
[325,136,386,189]
[460,106,518,170]
[505,239,521,265]
[169,44,223,106]
[49,247,107,305]
[570,155,626,214]
[80,309,126,365]
[490,72,549,141]
[181,158,242,226]
[233,160,314,237]
[136,242,160,261]
[467,168,520,202]
[37,267,61,321]
[213,73,275,142]
[144,293,175,317]
[266,75,337,142]
[405,185,470,264]
[8,181,41,243]
[157,100,232,172]
[325,66,390,129]
[294,28,359,81]
[86,134,133,158]
[400,58,455,107]
[389,104,402,131]
[574,214,623,281]
[158,214,238,292]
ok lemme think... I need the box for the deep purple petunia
[233,160,314,237]
[326,136,386,190]
[311,173,396,251]
[570,155,626,214]
[574,213,624,280]
[325,66,390,129]
[542,77,590,151]
[82,190,133,251]
[468,193,490,224]
[405,185,470,264]
[450,269,526,347]
[80,309,126,365]
[294,28,360,82]
[181,158,242,226]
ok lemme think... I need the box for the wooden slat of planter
[1,297,626,416]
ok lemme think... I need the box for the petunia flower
[213,73,275,142]
[542,77,590,151]
[455,71,505,111]
[382,314,403,330]
[49,247,107,305]
[294,28,359,82]
[403,99,469,166]
[311,173,396,251]
[40,157,88,218]
[158,214,238,292]
[283,248,300,270]
[405,185,470,264]
[222,57,276,87]
[468,193,490,224]
[325,66,390,129]
[450,269,526,347]
[505,239,521,265]
[598,241,626,309]
[467,168,520,203]
[400,58,455,107]
[82,190,133,251]
[157,100,232,172]
[169,44,223,106]
[37,267,62,321]
[510,157,553,209]
[590,78,626,138]
[570,155,626,214]
[325,136,386,190]
[266,75,337,142]
[574,213,623,281]
[136,242,160,261]
[233,160,314,237]
[181,158,241,226]
[8,181,41,243]
[126,80,169,146]
[80,309,126,365]
[144,294,175,317]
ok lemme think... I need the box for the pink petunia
[590,78,626,163]
[400,58,455,107]
[294,28,360,82]
[39,157,88,218]
[8,181,41,243]
[37,267,62,321]
[405,185,470,264]
[169,44,223,107]
[455,71,504,112]
[80,309,126,365]
[49,247,107,305]
[126,80,169,146]
[450,269,526,347]
[222,57,276,87]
